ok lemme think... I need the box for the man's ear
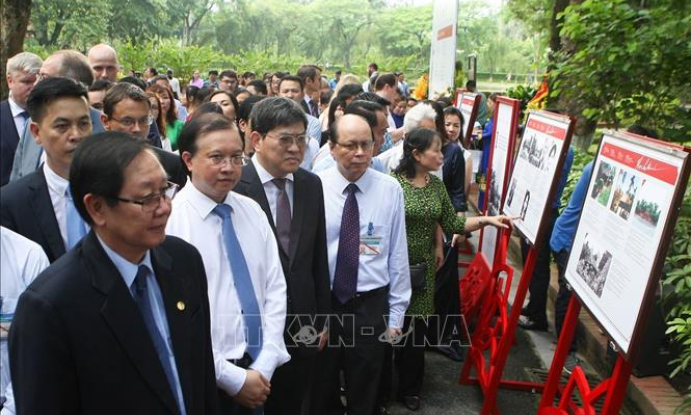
[100,113,110,131]
[83,194,105,227]
[29,122,41,145]
[250,131,263,153]
[181,151,194,173]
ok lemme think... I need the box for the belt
[334,284,389,305]
[227,353,253,369]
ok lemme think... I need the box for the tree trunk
[1,0,32,100]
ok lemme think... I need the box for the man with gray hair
[87,43,120,82]
[1,52,43,185]
[9,50,105,182]
[375,101,438,174]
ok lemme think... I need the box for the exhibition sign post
[538,131,691,415]
[428,0,458,98]
[479,96,521,270]
[460,110,575,415]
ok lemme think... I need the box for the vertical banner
[479,97,520,266]
[502,110,574,246]
[457,92,481,147]
[428,0,458,98]
[565,131,690,358]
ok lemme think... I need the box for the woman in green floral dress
[391,127,513,411]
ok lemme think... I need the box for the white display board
[503,111,573,245]
[565,132,689,356]
[458,92,480,146]
[428,0,458,98]
[480,97,520,265]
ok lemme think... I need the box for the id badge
[360,236,382,256]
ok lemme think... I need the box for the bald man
[87,44,120,82]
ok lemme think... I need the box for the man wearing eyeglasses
[1,77,94,263]
[232,97,331,415]
[9,132,219,415]
[278,75,321,170]
[312,114,411,415]
[167,113,290,414]
[100,82,187,188]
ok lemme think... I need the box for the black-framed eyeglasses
[264,133,308,148]
[335,140,374,152]
[207,154,247,166]
[112,181,178,212]
[110,115,155,128]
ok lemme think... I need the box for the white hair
[403,102,437,134]
[6,52,43,76]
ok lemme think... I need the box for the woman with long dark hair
[148,84,184,151]
[391,127,513,411]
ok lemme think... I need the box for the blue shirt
[550,160,593,253]
[553,147,575,210]
[97,236,188,415]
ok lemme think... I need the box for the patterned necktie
[271,178,291,254]
[213,204,263,360]
[309,100,319,118]
[65,186,87,249]
[132,265,186,415]
[333,183,360,304]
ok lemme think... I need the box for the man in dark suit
[1,77,93,263]
[101,82,187,187]
[1,52,42,185]
[233,97,331,415]
[9,132,218,415]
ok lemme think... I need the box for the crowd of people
[0,43,523,415]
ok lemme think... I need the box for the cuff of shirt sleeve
[217,360,248,397]
[249,349,280,381]
[388,314,404,330]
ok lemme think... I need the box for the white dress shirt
[166,183,290,396]
[42,163,94,249]
[317,167,411,329]
[301,114,321,170]
[252,157,294,221]
[1,227,50,415]
[7,98,29,141]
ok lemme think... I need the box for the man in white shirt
[277,75,320,170]
[1,52,43,185]
[0,77,92,262]
[0,226,50,414]
[167,113,290,414]
[313,114,411,415]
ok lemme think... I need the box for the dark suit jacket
[1,100,21,186]
[0,170,65,262]
[234,163,331,355]
[152,146,188,188]
[9,232,218,415]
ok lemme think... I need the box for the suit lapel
[86,233,181,415]
[28,173,66,261]
[151,245,193,414]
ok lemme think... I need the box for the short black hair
[250,97,307,136]
[337,84,364,100]
[27,77,88,122]
[208,90,239,114]
[339,100,381,143]
[320,90,334,106]
[374,73,397,91]
[209,70,219,76]
[356,91,390,107]
[237,95,266,122]
[335,70,342,75]
[177,113,237,157]
[148,67,158,76]
[627,124,658,138]
[278,75,304,91]
[394,127,441,178]
[190,102,224,119]
[465,80,477,91]
[103,83,150,118]
[118,76,148,91]
[220,70,238,80]
[89,79,113,92]
[69,132,150,225]
[248,79,267,95]
[242,71,255,78]
[297,65,321,83]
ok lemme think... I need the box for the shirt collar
[43,163,69,197]
[96,233,153,291]
[333,167,373,195]
[7,97,25,117]
[252,156,294,185]
[186,181,235,219]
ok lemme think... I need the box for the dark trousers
[218,389,257,415]
[394,316,429,398]
[521,208,559,325]
[553,249,576,353]
[434,242,461,344]
[311,289,389,415]
[265,352,316,415]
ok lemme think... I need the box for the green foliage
[664,181,691,413]
[558,147,594,212]
[550,0,691,143]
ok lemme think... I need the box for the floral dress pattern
[393,173,466,316]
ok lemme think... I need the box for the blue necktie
[213,204,263,360]
[333,183,360,304]
[132,265,186,415]
[65,186,87,249]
